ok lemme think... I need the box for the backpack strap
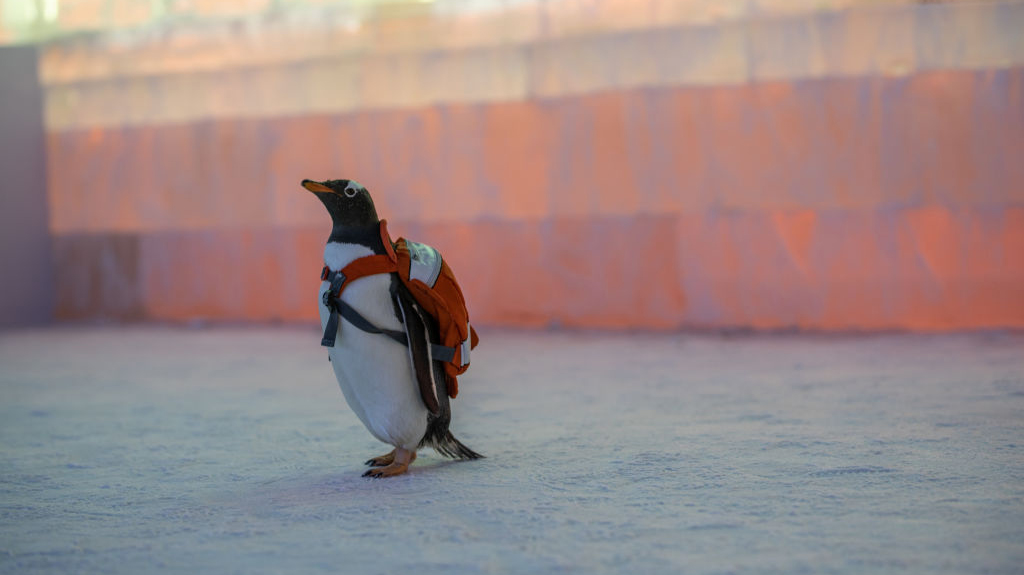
[380,220,398,262]
[320,266,458,363]
[319,256,396,347]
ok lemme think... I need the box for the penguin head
[301,178,379,229]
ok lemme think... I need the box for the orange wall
[49,67,1024,330]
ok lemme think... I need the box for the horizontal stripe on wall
[41,1,1024,130]
[47,67,1024,234]
[53,207,1024,330]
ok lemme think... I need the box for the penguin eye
[344,187,358,198]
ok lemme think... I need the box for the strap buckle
[326,270,346,299]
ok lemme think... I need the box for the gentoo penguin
[302,178,482,477]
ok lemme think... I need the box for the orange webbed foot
[363,447,416,478]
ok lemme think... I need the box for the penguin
[301,178,482,477]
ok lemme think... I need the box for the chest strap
[320,266,456,363]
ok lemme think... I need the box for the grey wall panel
[0,46,53,327]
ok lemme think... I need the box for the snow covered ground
[1,326,1022,574]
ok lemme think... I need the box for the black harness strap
[336,297,406,346]
[320,270,456,362]
[319,271,345,347]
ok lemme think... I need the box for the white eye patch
[344,181,362,198]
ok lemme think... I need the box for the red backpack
[319,220,478,397]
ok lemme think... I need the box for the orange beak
[301,179,334,194]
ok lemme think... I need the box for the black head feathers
[301,178,379,230]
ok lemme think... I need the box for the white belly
[318,243,428,450]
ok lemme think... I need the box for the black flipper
[395,287,441,415]
[394,282,483,460]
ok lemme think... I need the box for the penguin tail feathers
[431,431,484,461]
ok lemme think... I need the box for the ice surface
[1,326,1022,574]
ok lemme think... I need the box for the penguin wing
[394,287,442,415]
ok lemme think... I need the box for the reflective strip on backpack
[460,321,472,367]
[405,240,443,288]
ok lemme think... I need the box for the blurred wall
[39,1,1024,330]
[0,46,53,327]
